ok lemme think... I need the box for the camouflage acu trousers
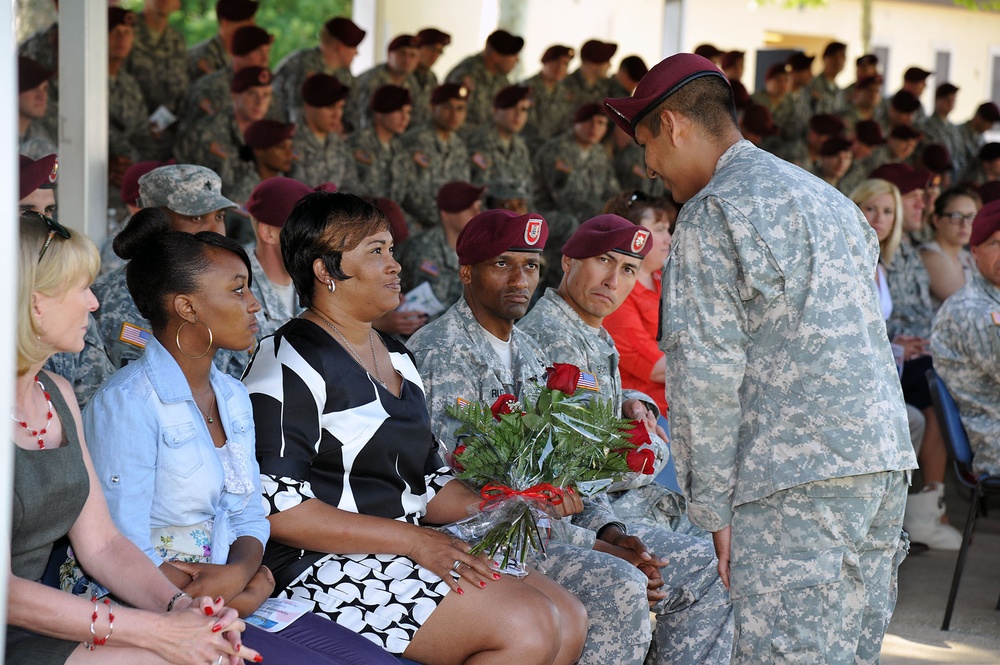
[730,471,909,665]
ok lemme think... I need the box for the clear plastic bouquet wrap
[442,363,657,577]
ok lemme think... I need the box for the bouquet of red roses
[443,363,654,576]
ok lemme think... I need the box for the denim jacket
[84,337,269,566]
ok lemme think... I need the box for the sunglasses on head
[22,210,72,263]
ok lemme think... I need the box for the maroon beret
[456,210,548,265]
[230,26,272,56]
[977,102,1000,123]
[889,124,922,141]
[246,177,314,227]
[416,28,451,47]
[121,159,172,206]
[969,200,1000,247]
[18,154,58,201]
[891,90,922,113]
[365,197,409,243]
[857,54,878,67]
[870,163,929,195]
[301,73,349,107]
[580,39,617,64]
[244,120,295,150]
[808,113,846,136]
[855,120,886,146]
[981,142,1000,162]
[437,181,485,213]
[978,181,1000,206]
[693,44,722,60]
[936,82,959,98]
[604,53,727,139]
[729,78,750,110]
[430,82,468,105]
[370,85,412,113]
[721,51,744,69]
[494,85,531,109]
[216,0,259,21]
[18,56,52,93]
[856,74,883,90]
[563,214,652,260]
[108,7,136,31]
[542,45,574,63]
[765,62,790,80]
[574,103,605,124]
[742,104,778,136]
[787,52,815,72]
[324,17,365,47]
[388,34,419,52]
[486,30,524,56]
[314,182,338,193]
[904,66,932,83]
[822,42,846,58]
[620,55,648,82]
[921,144,953,173]
[819,137,853,157]
[231,66,271,92]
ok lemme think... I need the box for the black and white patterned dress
[243,319,455,655]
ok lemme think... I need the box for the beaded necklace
[12,376,53,449]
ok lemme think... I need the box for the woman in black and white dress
[242,193,586,665]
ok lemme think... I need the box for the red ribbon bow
[478,482,565,510]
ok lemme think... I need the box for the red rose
[623,420,652,448]
[545,363,581,394]
[491,393,518,420]
[625,447,656,475]
[451,444,467,471]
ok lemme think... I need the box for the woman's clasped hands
[158,595,263,665]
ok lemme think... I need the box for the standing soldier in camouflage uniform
[174,66,272,201]
[446,30,524,134]
[400,83,471,229]
[244,177,314,336]
[17,56,57,159]
[125,0,188,160]
[922,83,961,179]
[773,52,814,166]
[19,154,112,408]
[534,103,621,224]
[465,85,534,195]
[348,85,415,205]
[92,164,250,379]
[932,200,1000,478]
[290,73,358,190]
[176,25,273,136]
[838,119,886,197]
[186,0,258,83]
[606,54,917,663]
[19,15,59,139]
[840,74,882,134]
[409,210,734,665]
[888,67,931,128]
[272,16,365,124]
[349,35,421,133]
[953,102,1000,183]
[806,41,846,116]
[397,181,483,317]
[411,28,451,130]
[521,45,575,154]
[556,40,617,131]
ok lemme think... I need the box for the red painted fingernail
[456,587,464,595]
[236,645,241,652]
[204,606,214,616]
[212,624,222,633]
[254,656,264,663]
[492,572,501,580]
[479,581,487,588]
[568,487,576,494]
[215,596,222,604]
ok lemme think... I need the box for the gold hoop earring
[327,280,335,293]
[175,320,214,359]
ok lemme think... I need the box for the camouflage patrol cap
[138,164,236,216]
[580,40,617,64]
[456,210,548,265]
[486,30,524,56]
[301,73,349,107]
[216,0,258,22]
[430,83,468,105]
[18,56,52,93]
[969,200,1000,246]
[324,17,365,47]
[416,28,451,47]
[562,214,652,260]
[542,45,574,63]
[230,26,272,56]
[231,66,271,93]
[246,177,313,227]
[19,154,58,201]
[437,181,485,213]
[603,53,727,139]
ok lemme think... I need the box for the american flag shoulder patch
[456,397,470,407]
[992,312,1000,326]
[578,372,599,391]
[419,259,440,276]
[119,322,151,349]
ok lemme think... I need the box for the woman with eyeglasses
[9,211,260,664]
[921,187,982,307]
[81,208,398,665]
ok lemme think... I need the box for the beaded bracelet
[166,590,191,612]
[83,595,114,650]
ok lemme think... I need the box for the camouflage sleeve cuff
[686,501,732,533]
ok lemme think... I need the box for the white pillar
[58,0,107,242]
[1,0,20,657]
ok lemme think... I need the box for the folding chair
[925,369,1000,630]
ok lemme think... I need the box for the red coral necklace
[11,376,53,449]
